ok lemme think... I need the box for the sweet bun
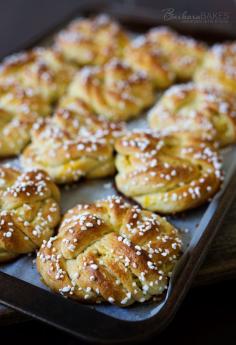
[54,14,129,66]
[68,59,155,121]
[123,35,175,88]
[0,167,60,262]
[0,82,51,157]
[21,97,123,183]
[115,130,222,214]
[0,47,76,102]
[147,26,207,80]
[21,130,115,184]
[194,42,236,93]
[148,83,236,146]
[37,196,182,306]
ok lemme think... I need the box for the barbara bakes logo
[162,8,230,24]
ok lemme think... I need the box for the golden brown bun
[0,167,60,262]
[21,96,124,183]
[54,14,129,66]
[37,196,182,306]
[0,82,51,157]
[147,27,207,80]
[194,42,236,93]
[148,83,236,147]
[123,35,175,88]
[68,59,155,121]
[0,48,76,102]
[115,130,222,214]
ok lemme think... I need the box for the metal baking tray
[1,2,236,343]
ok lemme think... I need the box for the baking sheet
[0,12,236,340]
[0,110,235,321]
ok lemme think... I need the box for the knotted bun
[123,35,175,88]
[0,47,76,102]
[148,83,236,146]
[0,82,51,157]
[147,26,207,80]
[37,196,182,306]
[115,130,222,213]
[0,167,60,262]
[68,59,155,121]
[194,42,236,94]
[54,14,129,66]
[21,97,124,183]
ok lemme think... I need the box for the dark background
[1,0,236,58]
[1,1,236,344]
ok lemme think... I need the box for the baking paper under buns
[115,130,222,214]
[0,167,60,262]
[37,196,182,306]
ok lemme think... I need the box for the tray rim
[1,3,236,343]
